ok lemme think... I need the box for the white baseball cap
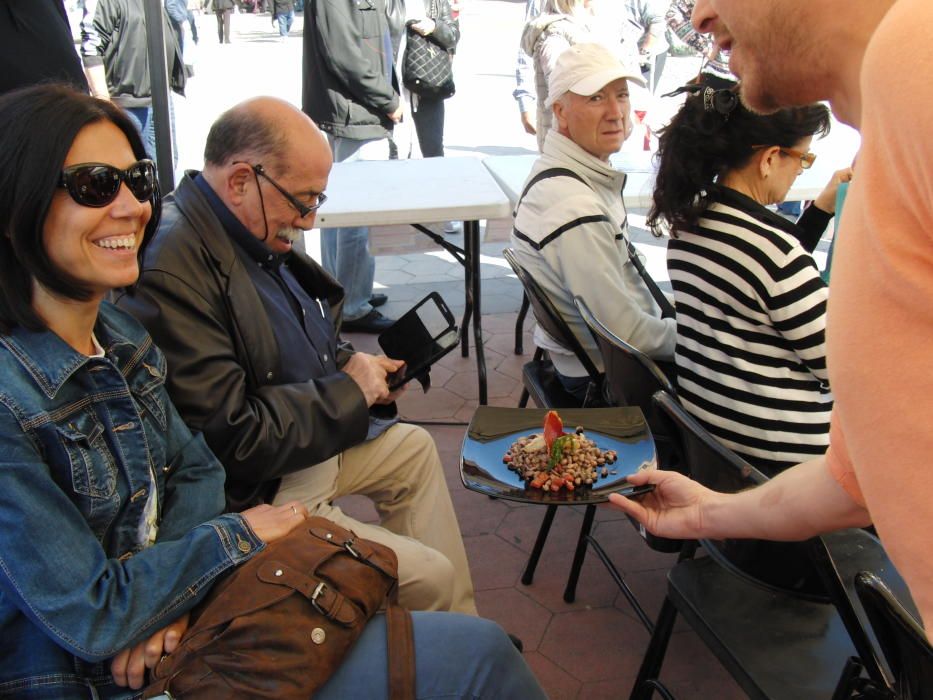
[545,42,646,108]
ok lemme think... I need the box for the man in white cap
[510,42,676,402]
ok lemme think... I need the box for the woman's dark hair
[647,80,831,237]
[0,83,162,334]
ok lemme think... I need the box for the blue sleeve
[156,393,235,542]
[0,405,263,662]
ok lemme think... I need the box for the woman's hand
[607,469,717,540]
[812,167,854,214]
[110,613,190,689]
[409,18,436,35]
[242,501,309,543]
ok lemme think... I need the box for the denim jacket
[0,302,263,700]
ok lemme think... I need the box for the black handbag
[402,0,455,100]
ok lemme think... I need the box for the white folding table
[315,157,513,405]
[483,149,846,211]
[483,151,658,210]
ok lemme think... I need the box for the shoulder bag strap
[385,588,416,700]
[623,236,675,318]
[516,167,675,318]
[513,167,587,216]
[617,177,675,318]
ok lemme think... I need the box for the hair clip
[663,83,740,119]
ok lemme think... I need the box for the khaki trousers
[272,423,476,615]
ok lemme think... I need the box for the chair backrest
[651,390,829,600]
[856,572,933,698]
[503,248,600,380]
[574,295,675,414]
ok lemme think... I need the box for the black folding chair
[630,390,911,700]
[574,295,683,559]
[573,295,678,463]
[503,249,603,410]
[502,248,604,602]
[850,572,933,699]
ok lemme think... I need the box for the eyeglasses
[752,145,817,170]
[58,160,156,207]
[778,147,817,170]
[236,162,327,218]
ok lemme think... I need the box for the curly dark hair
[0,84,161,334]
[647,81,831,237]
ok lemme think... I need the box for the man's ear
[552,98,568,131]
[226,163,253,206]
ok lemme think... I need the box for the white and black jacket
[510,130,676,378]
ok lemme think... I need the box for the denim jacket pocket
[56,413,118,500]
[131,359,168,432]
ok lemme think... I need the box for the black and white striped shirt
[668,188,832,474]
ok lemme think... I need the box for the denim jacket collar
[0,302,149,400]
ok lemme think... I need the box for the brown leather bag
[143,517,414,699]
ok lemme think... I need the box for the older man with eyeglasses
[117,97,477,617]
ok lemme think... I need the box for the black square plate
[460,406,657,505]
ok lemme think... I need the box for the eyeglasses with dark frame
[234,161,327,217]
[58,159,157,208]
[751,145,817,170]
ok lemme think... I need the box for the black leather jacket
[117,173,373,511]
[302,0,400,140]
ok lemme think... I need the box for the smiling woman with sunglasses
[0,84,321,698]
[647,80,852,475]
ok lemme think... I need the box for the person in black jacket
[117,96,477,616]
[81,0,186,165]
[301,0,400,333]
[0,0,89,96]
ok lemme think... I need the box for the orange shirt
[826,0,933,628]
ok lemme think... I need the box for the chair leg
[587,534,653,632]
[514,293,529,354]
[630,595,679,700]
[518,388,530,408]
[521,505,557,585]
[563,504,596,603]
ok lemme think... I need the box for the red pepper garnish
[543,410,564,452]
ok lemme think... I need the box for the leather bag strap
[385,589,415,700]
[623,237,675,318]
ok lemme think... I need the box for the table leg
[465,219,487,405]
[461,221,473,359]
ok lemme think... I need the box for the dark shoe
[369,293,388,308]
[507,633,524,653]
[342,309,394,333]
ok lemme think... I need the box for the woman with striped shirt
[647,82,848,475]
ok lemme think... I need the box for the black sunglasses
[237,162,327,218]
[663,83,740,118]
[58,159,156,207]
